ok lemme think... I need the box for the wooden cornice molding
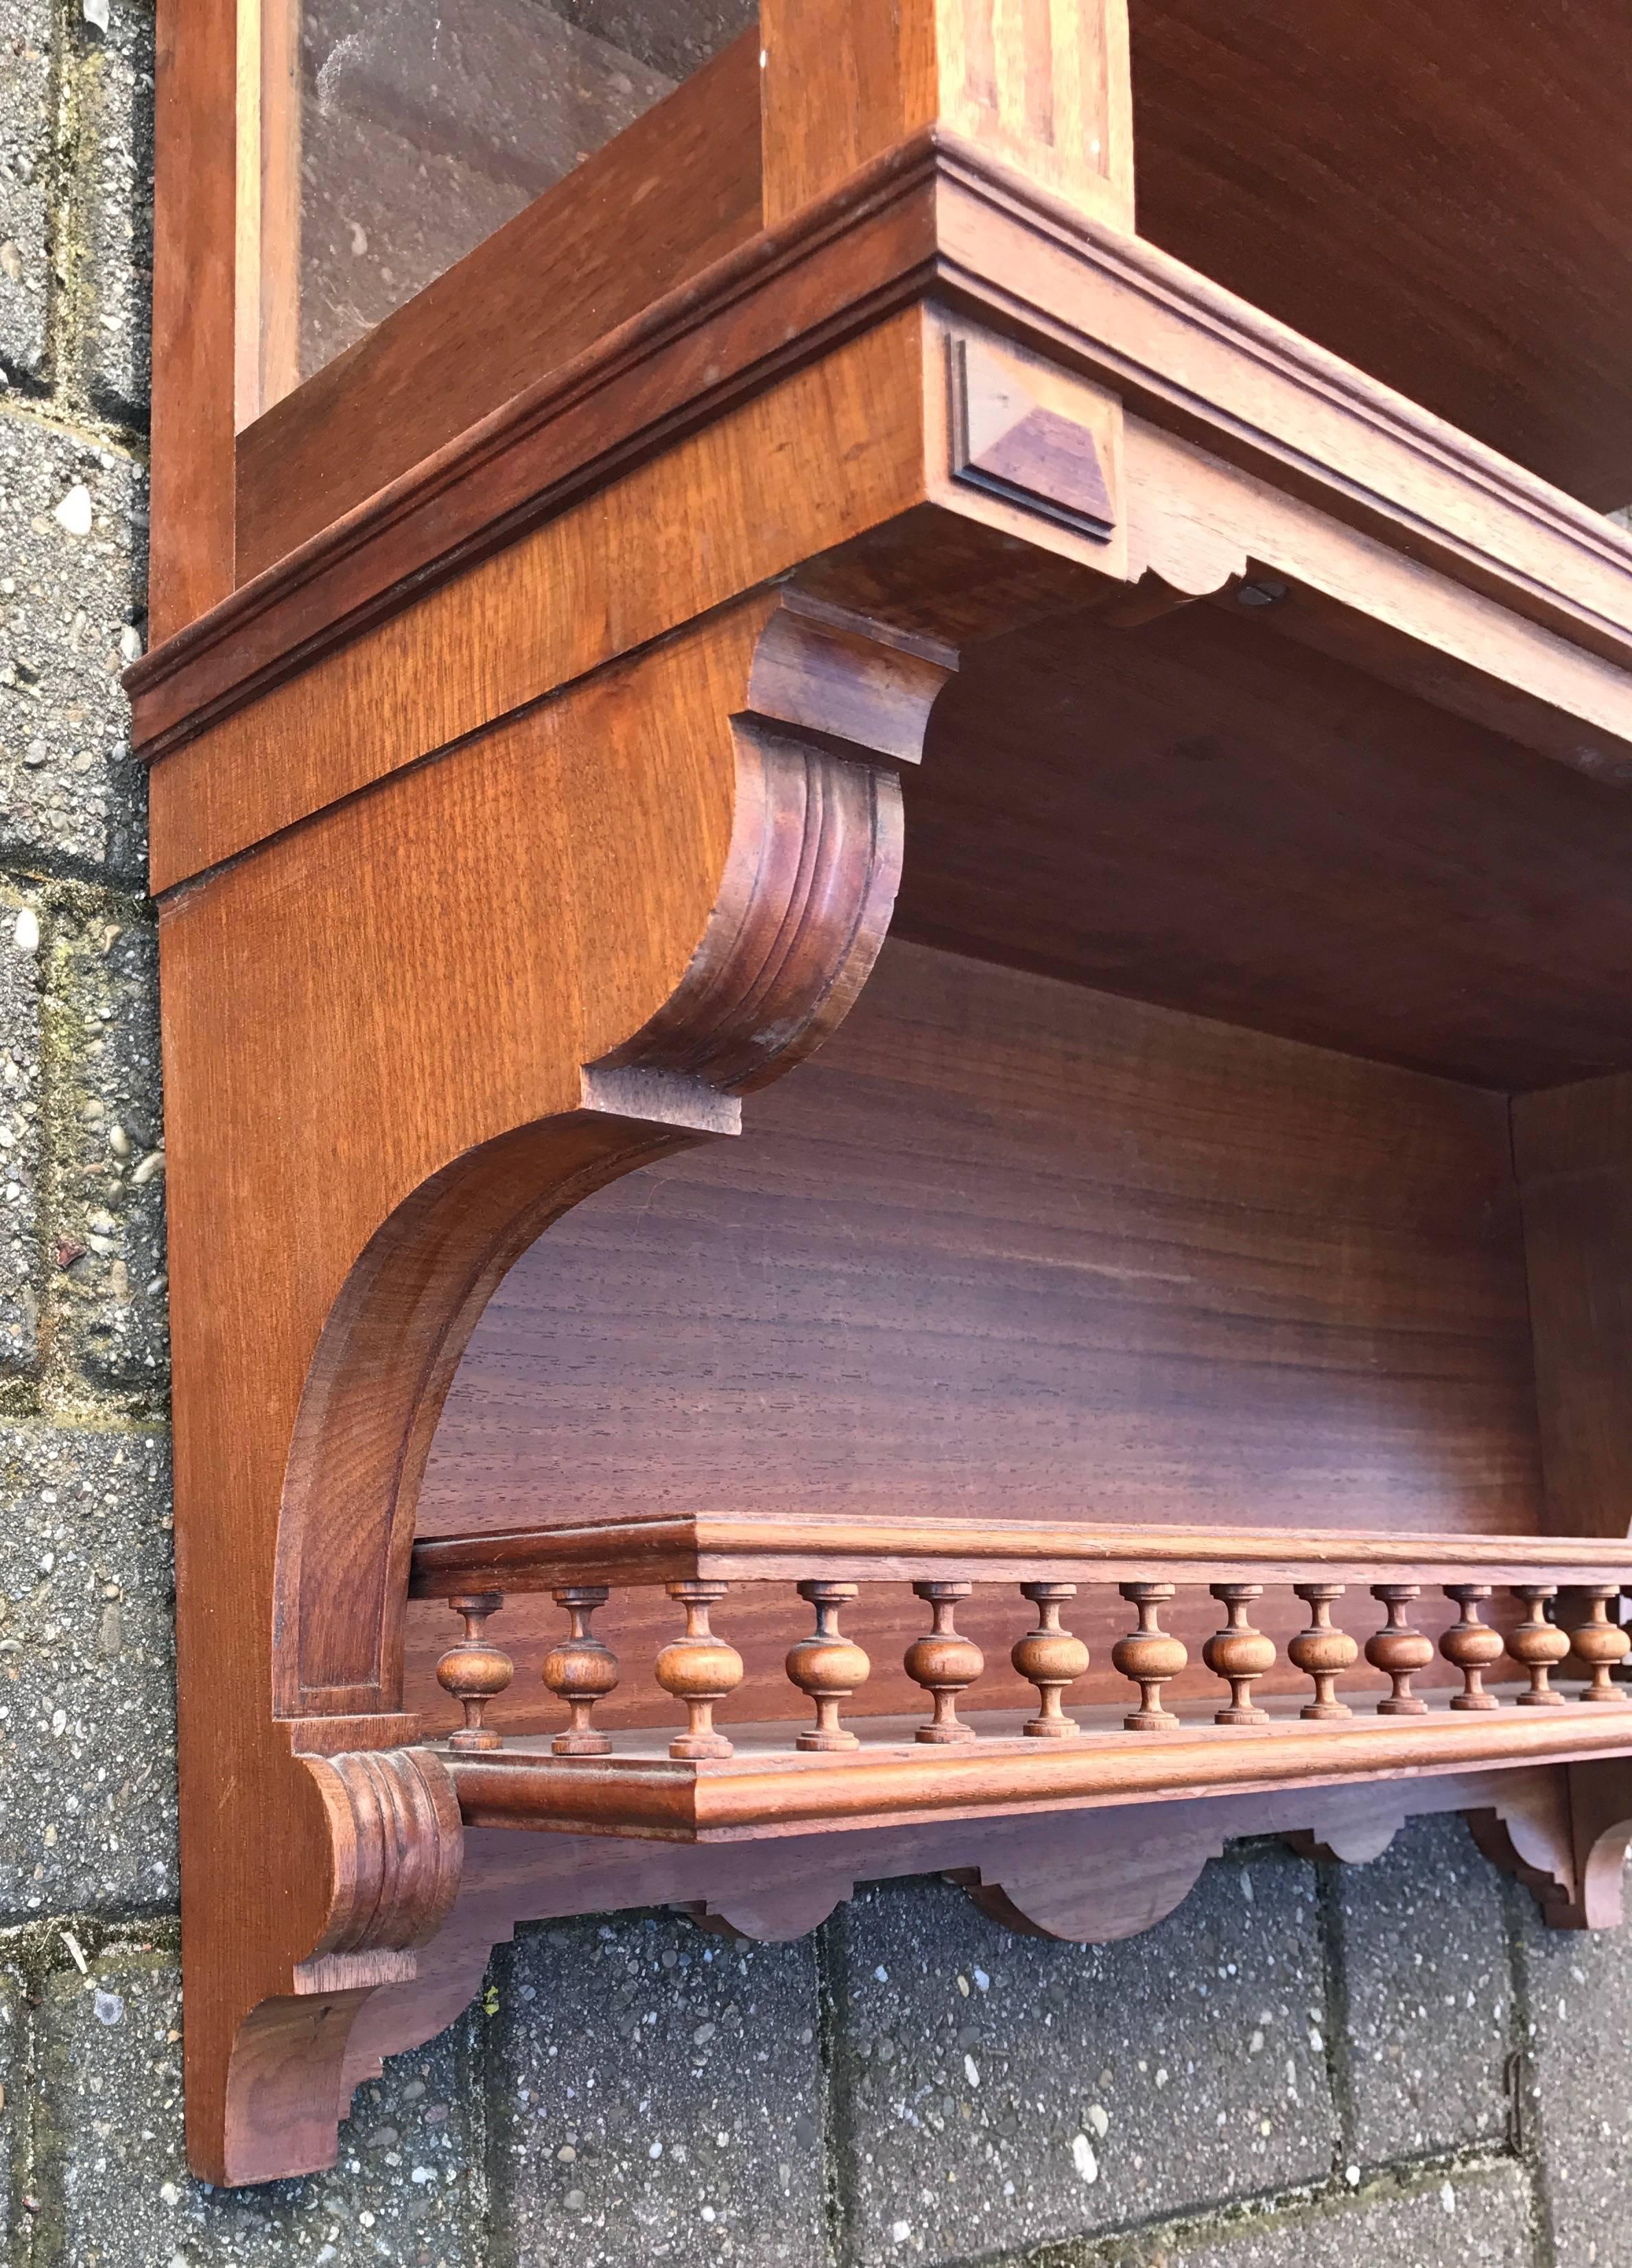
[409,1513,1632,1595]
[128,134,1632,769]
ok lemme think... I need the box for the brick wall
[1,7,1629,2265]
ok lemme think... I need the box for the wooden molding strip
[444,1701,1632,1840]
[410,1514,1632,1596]
[129,134,1632,767]
[234,32,767,581]
[931,143,1632,655]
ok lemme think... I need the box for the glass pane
[250,0,756,411]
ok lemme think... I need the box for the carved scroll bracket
[191,588,954,2188]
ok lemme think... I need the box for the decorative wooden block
[950,335,1117,538]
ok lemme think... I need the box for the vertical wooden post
[235,0,304,427]
[758,0,1134,230]
[150,0,239,640]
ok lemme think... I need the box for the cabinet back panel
[407,941,1541,1732]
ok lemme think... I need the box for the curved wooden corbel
[293,1749,465,1993]
[682,1880,860,1942]
[1467,1760,1632,1929]
[173,586,952,2184]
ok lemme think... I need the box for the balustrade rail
[409,1518,1632,1765]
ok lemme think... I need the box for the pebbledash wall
[3,8,1632,2267]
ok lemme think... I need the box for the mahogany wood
[444,1700,1632,1842]
[235,34,766,577]
[204,0,1632,650]
[133,154,1632,759]
[1515,1074,1632,1537]
[1131,0,1632,511]
[143,0,1632,2193]
[416,940,1542,1541]
[403,937,1546,1734]
[233,0,303,428]
[899,605,1632,1089]
[160,583,929,2182]
[337,1766,1582,2096]
[150,0,237,641]
[759,0,1133,230]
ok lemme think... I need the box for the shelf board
[442,1690,1632,1841]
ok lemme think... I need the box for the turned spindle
[1112,1582,1187,1730]
[1289,1584,1357,1719]
[436,1590,513,1752]
[1203,1584,1275,1725]
[1508,1585,1569,1707]
[785,1579,871,1750]
[1366,1584,1433,1716]
[541,1584,619,1754]
[1568,1586,1631,1704]
[1011,1582,1088,1737]
[1440,1584,1503,1710]
[904,1581,984,1743]
[655,1580,744,1759]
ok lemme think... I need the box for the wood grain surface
[1516,1073,1632,1540]
[445,1697,1632,1841]
[149,0,237,641]
[149,0,1632,2191]
[420,939,1539,1536]
[761,0,1132,228]
[898,598,1632,1089]
[1132,0,1632,511]
[235,34,765,577]
[406,937,1542,1733]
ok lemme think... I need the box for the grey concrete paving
[0,0,51,385]
[1333,1813,1513,2166]
[43,896,165,1391]
[73,0,153,420]
[0,422,147,880]
[1133,2164,1537,2268]
[0,1423,175,1918]
[0,1957,16,2259]
[34,1948,485,2265]
[826,1856,1338,2267]
[0,882,41,1378]
[488,1909,827,2267]
[1514,1878,1632,2268]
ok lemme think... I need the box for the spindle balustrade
[414,1518,1632,1812]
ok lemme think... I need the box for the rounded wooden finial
[436,1590,513,1752]
[1508,1585,1569,1707]
[1012,1582,1088,1737]
[1441,1584,1503,1711]
[786,1579,871,1751]
[1112,1582,1187,1731]
[1203,1584,1275,1726]
[1367,1584,1433,1716]
[1569,1587,1631,1704]
[656,1580,744,1759]
[542,1585,620,1754]
[1289,1585,1357,1720]
[905,1581,984,1744]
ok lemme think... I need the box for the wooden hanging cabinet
[139,0,1632,2186]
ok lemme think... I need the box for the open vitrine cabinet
[138,0,1632,2185]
